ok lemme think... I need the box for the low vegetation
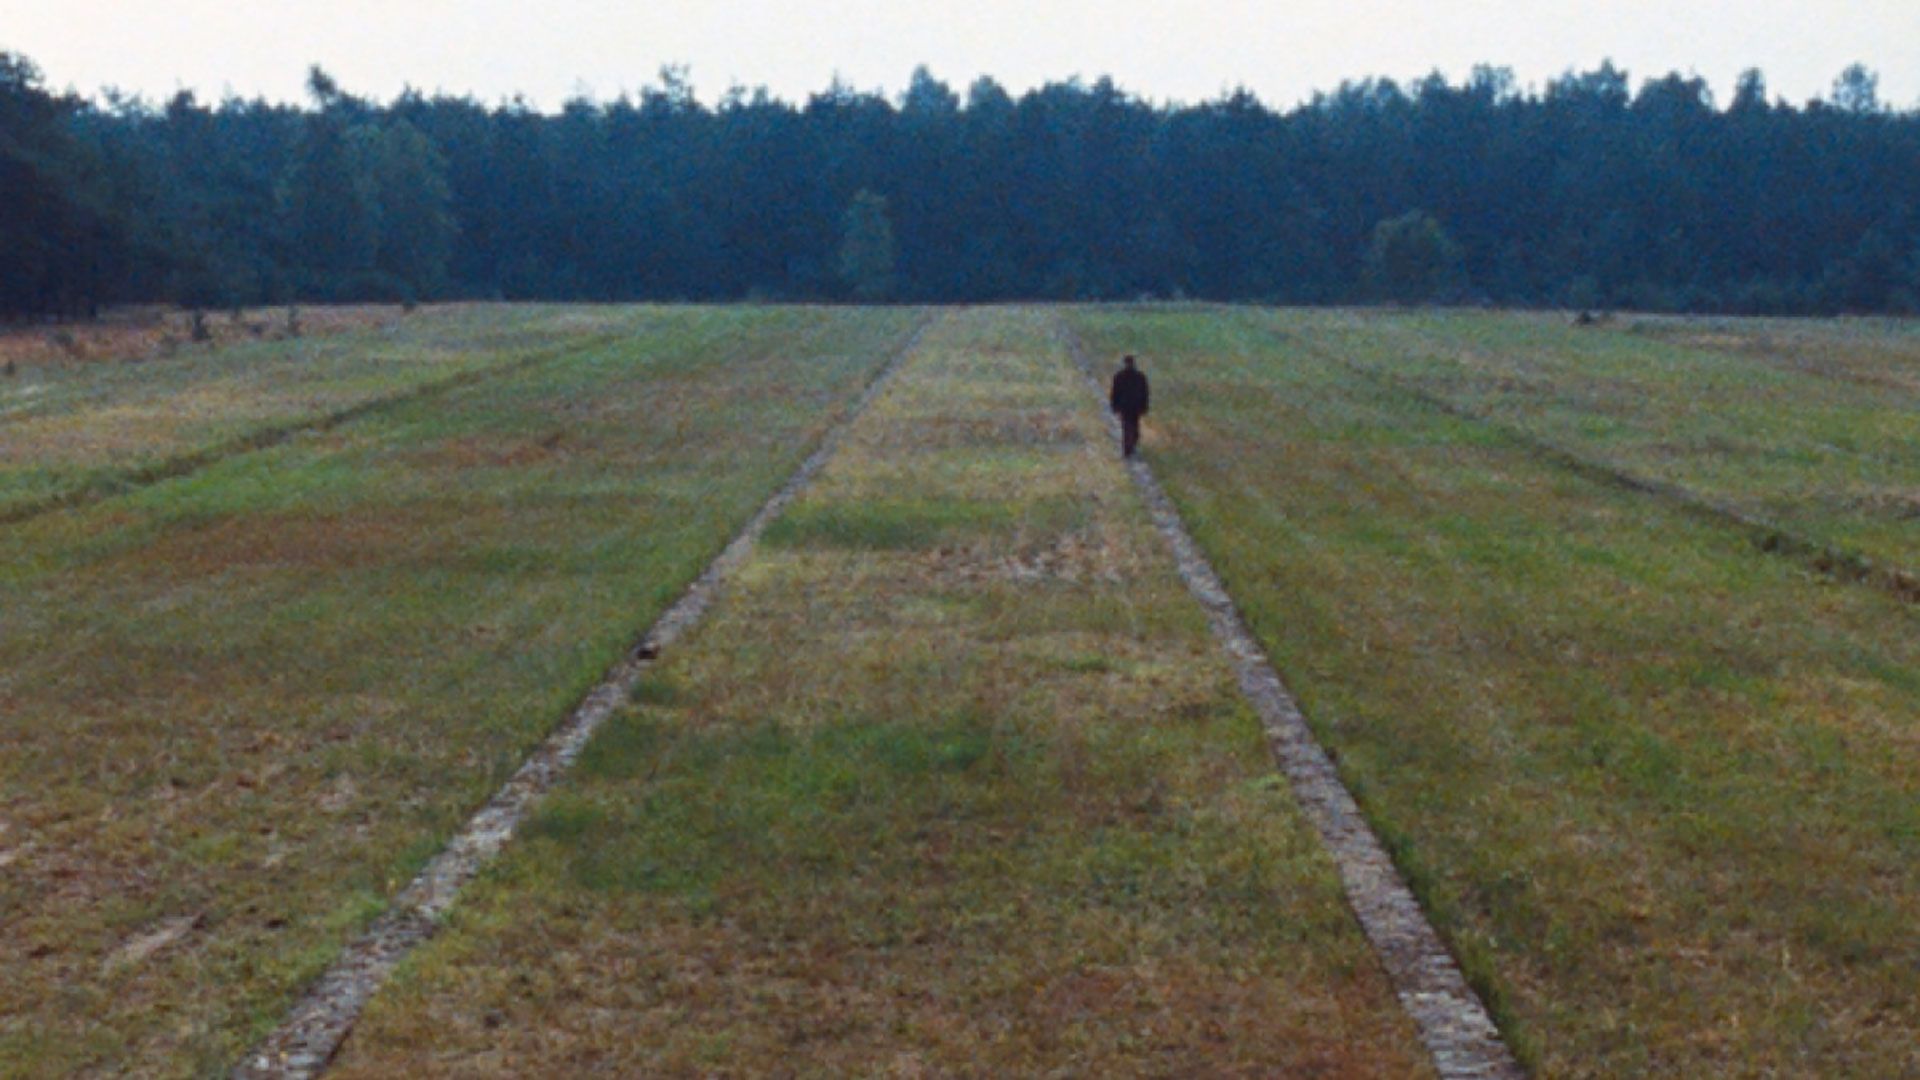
[1069,306,1920,1075]
[8,302,1916,1075]
[1293,308,1920,573]
[0,304,636,520]
[0,306,918,1074]
[331,310,1428,1076]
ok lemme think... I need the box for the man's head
[1123,355,1137,369]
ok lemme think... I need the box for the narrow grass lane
[332,309,1430,1076]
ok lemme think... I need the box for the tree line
[5,51,1919,319]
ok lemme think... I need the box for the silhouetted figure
[1109,355,1150,458]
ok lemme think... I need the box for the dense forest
[4,50,1919,318]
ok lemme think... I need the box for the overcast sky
[6,0,1917,112]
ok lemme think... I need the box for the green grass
[1284,308,1920,573]
[15,301,1915,1076]
[330,309,1429,1077]
[0,304,637,520]
[0,305,920,1076]
[1069,305,1920,1076]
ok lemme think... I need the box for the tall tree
[358,119,458,298]
[0,53,134,317]
[1829,64,1883,114]
[282,114,376,293]
[1363,210,1464,302]
[838,188,896,301]
[8,48,1920,314]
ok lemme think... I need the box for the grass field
[1069,306,1920,1075]
[0,306,919,1074]
[4,302,1916,1076]
[327,309,1427,1076]
[0,304,633,521]
[1283,308,1920,575]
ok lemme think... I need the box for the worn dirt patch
[105,914,207,973]
[1851,489,1920,520]
[922,528,1138,587]
[133,508,465,576]
[903,411,1086,450]
[400,431,581,470]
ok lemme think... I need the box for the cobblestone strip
[1057,319,1525,1079]
[235,316,934,1079]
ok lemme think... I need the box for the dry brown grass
[0,304,408,370]
[0,303,393,368]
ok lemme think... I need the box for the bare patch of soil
[922,528,1138,587]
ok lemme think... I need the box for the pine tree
[837,189,896,301]
[283,115,377,292]
[360,120,458,299]
[1362,211,1465,303]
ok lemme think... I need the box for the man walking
[1109,354,1150,458]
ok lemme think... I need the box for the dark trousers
[1118,411,1143,457]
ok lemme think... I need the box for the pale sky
[5,0,1917,112]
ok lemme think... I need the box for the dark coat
[1110,367,1149,416]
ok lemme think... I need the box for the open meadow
[0,305,921,1073]
[1279,309,1920,585]
[0,305,643,524]
[329,309,1430,1077]
[1070,305,1920,1075]
[1,303,1915,1076]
